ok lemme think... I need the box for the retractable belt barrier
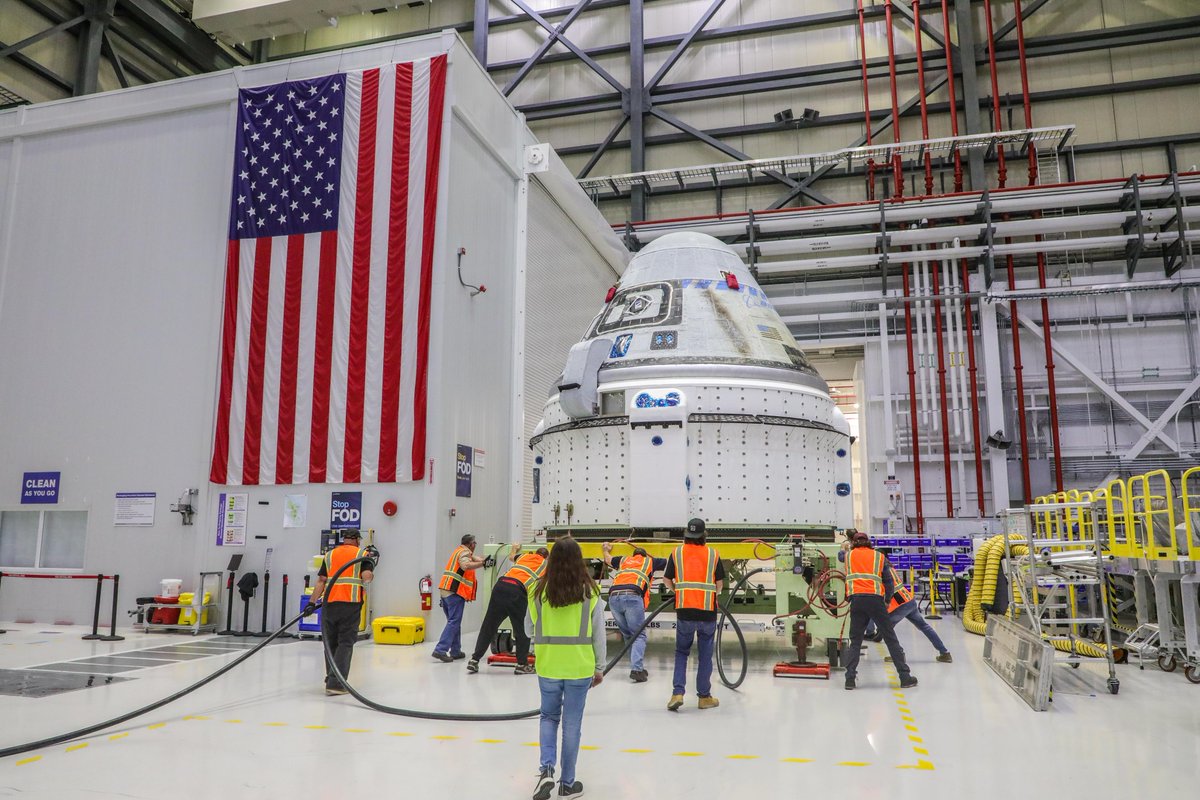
[0,572,123,641]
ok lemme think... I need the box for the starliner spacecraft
[531,231,852,540]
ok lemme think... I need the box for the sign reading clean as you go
[21,471,60,504]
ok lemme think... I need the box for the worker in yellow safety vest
[432,533,491,662]
[467,544,549,674]
[663,518,725,711]
[842,531,918,691]
[603,541,667,683]
[527,536,606,800]
[309,529,376,695]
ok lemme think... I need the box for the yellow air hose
[962,535,1109,658]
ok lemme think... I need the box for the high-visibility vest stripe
[532,599,591,645]
[887,566,915,612]
[846,549,885,597]
[505,554,546,589]
[611,554,653,608]
[528,591,599,680]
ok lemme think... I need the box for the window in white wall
[0,510,87,569]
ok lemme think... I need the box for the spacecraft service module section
[531,232,849,536]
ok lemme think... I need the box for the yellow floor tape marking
[904,725,919,732]
[478,739,506,744]
[727,755,759,760]
[896,759,936,771]
[16,756,41,766]
[263,722,288,727]
[621,749,653,754]
[908,736,923,743]
[901,715,914,722]
[892,692,906,698]
[304,725,329,730]
[66,743,88,752]
[913,748,929,755]
[108,733,129,741]
[388,733,413,737]
[781,758,814,764]
[343,729,371,733]
[148,723,167,730]
[580,745,601,751]
[896,705,911,712]
[523,742,539,747]
[837,762,871,767]
[673,752,704,757]
[431,735,459,740]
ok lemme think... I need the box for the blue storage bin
[298,592,322,633]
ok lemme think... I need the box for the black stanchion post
[82,574,104,640]
[0,572,7,634]
[254,572,270,637]
[101,574,125,641]
[277,574,293,639]
[234,590,252,637]
[218,572,236,636]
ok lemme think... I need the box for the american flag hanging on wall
[210,55,447,486]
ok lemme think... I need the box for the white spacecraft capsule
[531,231,851,538]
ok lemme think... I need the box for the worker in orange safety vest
[309,529,376,695]
[663,519,725,711]
[467,544,549,674]
[603,542,667,683]
[432,533,491,662]
[841,531,918,691]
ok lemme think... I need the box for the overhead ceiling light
[986,430,1012,450]
[773,108,794,125]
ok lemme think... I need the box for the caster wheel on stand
[1184,664,1200,685]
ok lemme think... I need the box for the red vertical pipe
[903,261,925,533]
[1007,253,1033,503]
[940,0,963,191]
[858,0,876,201]
[982,0,1007,187]
[913,0,934,196]
[960,260,988,516]
[1014,0,1065,492]
[930,262,954,516]
[884,0,904,196]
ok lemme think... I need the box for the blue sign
[456,445,473,498]
[330,491,362,529]
[634,391,680,408]
[21,471,60,504]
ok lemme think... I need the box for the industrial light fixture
[986,430,1013,450]
[773,107,820,126]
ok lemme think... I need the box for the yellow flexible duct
[962,535,1109,657]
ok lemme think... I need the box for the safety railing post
[82,573,105,640]
[101,574,124,641]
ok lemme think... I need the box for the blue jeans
[538,677,592,785]
[889,600,949,654]
[434,594,465,656]
[673,618,717,697]
[608,592,648,672]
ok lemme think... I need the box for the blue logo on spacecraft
[610,334,633,359]
[635,391,681,408]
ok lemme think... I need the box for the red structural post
[903,260,925,533]
[930,263,955,516]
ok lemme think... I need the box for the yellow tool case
[372,616,425,645]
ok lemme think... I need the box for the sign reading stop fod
[330,491,362,529]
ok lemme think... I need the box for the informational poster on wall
[113,492,156,525]
[473,448,486,469]
[216,492,249,546]
[456,445,473,498]
[20,471,60,504]
[283,494,308,529]
[330,491,362,530]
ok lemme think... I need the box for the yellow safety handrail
[1128,469,1178,560]
[1181,466,1200,562]
[1103,477,1135,558]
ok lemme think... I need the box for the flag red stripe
[344,67,381,484]
[378,63,414,483]
[309,229,338,483]
[275,234,304,484]
[411,54,447,481]
[242,238,273,485]
[210,240,240,484]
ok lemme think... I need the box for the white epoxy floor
[1,617,1197,798]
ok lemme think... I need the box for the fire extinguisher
[419,575,432,611]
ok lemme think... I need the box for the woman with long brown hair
[527,536,606,799]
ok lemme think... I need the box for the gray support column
[473,0,489,67]
[629,0,646,221]
[954,0,986,189]
[74,0,114,97]
[975,271,1012,509]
